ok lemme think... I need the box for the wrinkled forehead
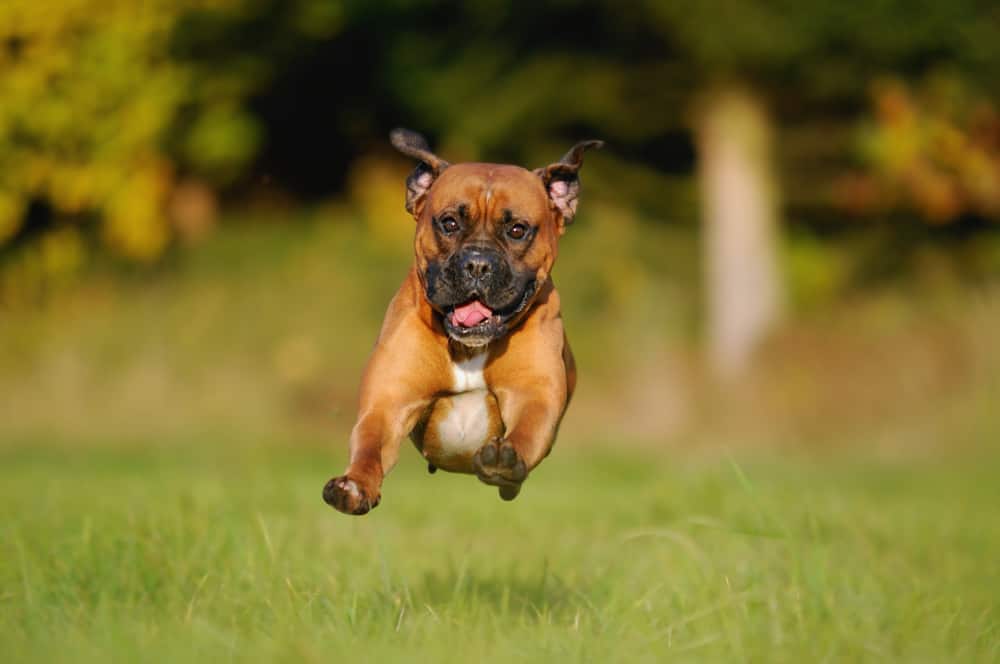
[425,163,551,220]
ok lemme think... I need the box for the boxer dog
[322,129,602,515]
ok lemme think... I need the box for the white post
[696,87,783,381]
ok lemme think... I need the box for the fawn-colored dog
[323,129,601,514]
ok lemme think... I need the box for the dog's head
[391,129,602,347]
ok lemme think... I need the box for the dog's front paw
[322,475,380,515]
[473,438,526,500]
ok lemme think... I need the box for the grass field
[2,440,998,663]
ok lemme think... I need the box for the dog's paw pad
[497,441,526,480]
[499,443,519,469]
[323,476,379,515]
[474,439,527,493]
[478,442,498,466]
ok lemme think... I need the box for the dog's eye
[507,223,529,240]
[438,216,460,235]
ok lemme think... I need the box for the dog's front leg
[323,399,429,515]
[474,381,567,501]
[322,301,447,515]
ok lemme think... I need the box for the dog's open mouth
[442,281,538,345]
[445,299,502,345]
[450,300,494,329]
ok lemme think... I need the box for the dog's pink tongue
[451,300,492,327]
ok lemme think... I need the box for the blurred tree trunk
[695,87,783,381]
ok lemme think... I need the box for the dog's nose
[462,251,493,280]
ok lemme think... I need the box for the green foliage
[783,233,852,309]
[3,2,172,256]
[854,76,1000,222]
[0,0,256,303]
[643,1,1000,89]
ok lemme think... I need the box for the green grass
[2,442,998,663]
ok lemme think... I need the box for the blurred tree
[0,0,250,303]
[638,0,1000,377]
[696,88,783,380]
[841,77,1000,223]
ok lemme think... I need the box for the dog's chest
[409,350,501,474]
[450,352,487,392]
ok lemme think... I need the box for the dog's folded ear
[390,128,450,217]
[534,139,604,226]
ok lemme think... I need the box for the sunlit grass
[2,442,998,662]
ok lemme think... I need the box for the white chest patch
[451,352,487,393]
[433,390,492,457]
